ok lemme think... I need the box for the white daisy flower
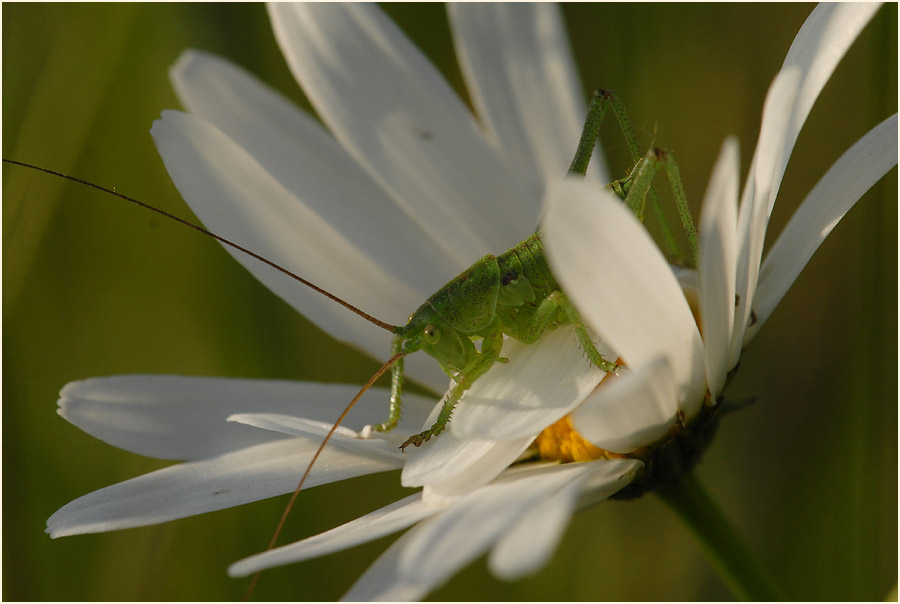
[48,2,631,595]
[543,2,897,462]
[36,3,895,601]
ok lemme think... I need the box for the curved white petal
[58,376,429,461]
[226,413,406,463]
[47,438,401,538]
[402,462,619,576]
[229,493,443,577]
[698,138,740,396]
[348,459,639,600]
[451,325,612,440]
[487,466,584,580]
[448,3,608,186]
[572,355,681,453]
[578,457,644,507]
[748,113,898,341]
[771,3,882,218]
[731,69,800,366]
[732,3,879,362]
[400,464,577,583]
[340,521,431,602]
[355,463,596,600]
[419,436,534,501]
[400,429,495,489]
[170,49,459,303]
[228,412,366,440]
[401,401,532,495]
[543,179,706,408]
[150,110,447,392]
[488,458,639,579]
[268,3,538,265]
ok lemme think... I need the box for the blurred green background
[3,3,896,601]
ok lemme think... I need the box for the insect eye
[423,324,440,345]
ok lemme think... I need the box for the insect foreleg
[399,319,505,451]
[370,333,406,433]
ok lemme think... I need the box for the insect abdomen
[499,233,558,292]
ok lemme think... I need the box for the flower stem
[656,471,784,601]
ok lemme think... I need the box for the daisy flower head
[4,3,895,601]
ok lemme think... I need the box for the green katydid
[240,89,696,596]
[377,89,697,452]
[4,90,697,598]
[3,89,695,456]
[385,230,615,451]
[4,156,621,450]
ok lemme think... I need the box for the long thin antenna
[3,159,399,332]
[243,350,405,601]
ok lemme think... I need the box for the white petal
[577,457,644,506]
[698,138,740,396]
[170,49,460,304]
[732,3,879,363]
[488,458,639,579]
[383,464,598,599]
[228,412,364,440]
[229,493,443,577]
[771,3,882,218]
[448,3,608,186]
[150,110,447,392]
[572,355,680,453]
[400,464,579,579]
[340,521,430,602]
[451,325,612,440]
[418,437,534,501]
[347,459,640,601]
[747,113,898,341]
[58,376,429,461]
[543,179,706,408]
[268,3,538,265]
[400,395,532,493]
[226,413,406,463]
[400,428,495,489]
[487,467,585,580]
[731,69,800,366]
[47,437,401,538]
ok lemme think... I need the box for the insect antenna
[244,350,405,601]
[2,159,400,332]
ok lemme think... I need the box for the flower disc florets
[531,387,722,499]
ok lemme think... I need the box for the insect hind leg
[539,291,618,373]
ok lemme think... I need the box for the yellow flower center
[534,414,626,463]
